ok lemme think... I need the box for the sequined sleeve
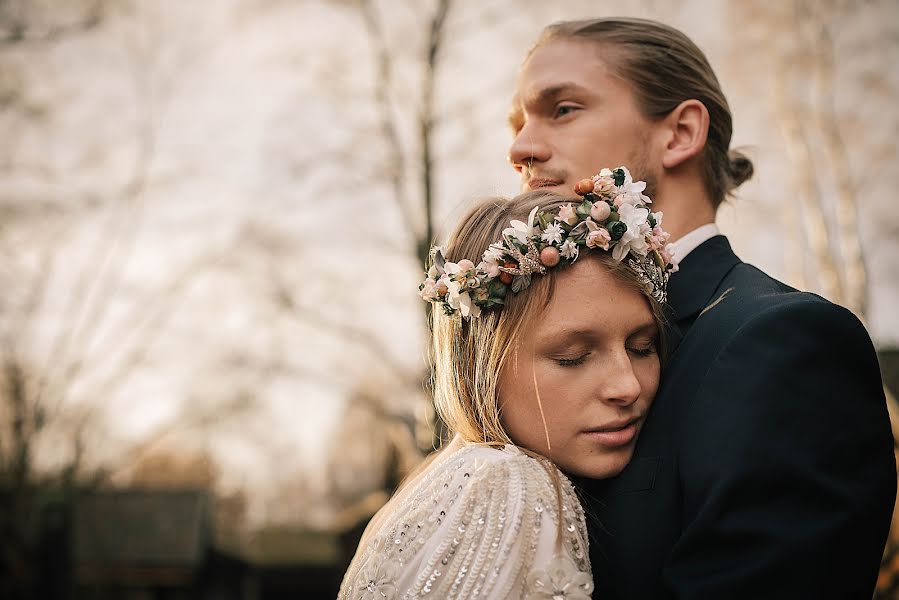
[338,444,593,600]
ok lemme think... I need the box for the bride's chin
[566,452,635,480]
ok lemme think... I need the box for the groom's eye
[554,104,578,118]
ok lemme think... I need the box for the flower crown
[419,167,678,319]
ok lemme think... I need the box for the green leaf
[511,274,532,293]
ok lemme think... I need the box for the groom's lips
[583,417,641,447]
[526,177,563,190]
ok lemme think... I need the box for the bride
[339,167,675,599]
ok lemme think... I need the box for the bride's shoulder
[405,443,579,508]
[430,442,567,479]
[338,443,592,599]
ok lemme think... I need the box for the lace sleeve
[338,445,593,600]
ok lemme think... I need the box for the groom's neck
[652,174,717,243]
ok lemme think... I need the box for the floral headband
[419,167,678,319]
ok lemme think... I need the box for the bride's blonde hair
[430,191,666,449]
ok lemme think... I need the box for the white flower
[541,222,564,245]
[483,243,505,264]
[555,203,578,226]
[524,555,594,600]
[560,240,579,261]
[443,260,475,287]
[615,166,652,205]
[612,202,650,261]
[504,205,540,244]
[480,243,506,278]
[478,260,500,278]
[446,281,480,318]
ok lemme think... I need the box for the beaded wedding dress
[338,443,593,599]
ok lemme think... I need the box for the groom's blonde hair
[532,17,753,208]
[430,191,665,447]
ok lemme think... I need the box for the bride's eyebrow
[628,322,659,339]
[538,327,595,347]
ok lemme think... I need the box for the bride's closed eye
[627,338,658,358]
[556,352,590,367]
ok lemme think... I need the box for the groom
[505,17,896,599]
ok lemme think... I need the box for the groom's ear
[659,99,709,169]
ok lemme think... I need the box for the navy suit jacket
[583,235,895,599]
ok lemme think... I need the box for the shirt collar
[668,223,720,264]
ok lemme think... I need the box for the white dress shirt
[667,223,720,264]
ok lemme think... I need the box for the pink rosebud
[457,259,476,272]
[650,225,670,250]
[436,278,449,296]
[540,246,561,267]
[586,228,612,250]
[592,176,616,196]
[613,194,626,208]
[661,246,676,269]
[590,201,611,221]
[419,278,438,300]
[555,203,578,226]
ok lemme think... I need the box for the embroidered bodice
[338,443,593,599]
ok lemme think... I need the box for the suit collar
[666,235,741,324]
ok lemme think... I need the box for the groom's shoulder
[699,262,870,348]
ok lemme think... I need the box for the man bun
[728,149,754,190]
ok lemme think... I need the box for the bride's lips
[582,418,641,447]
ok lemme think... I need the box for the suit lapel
[666,235,741,332]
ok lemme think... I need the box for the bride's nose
[598,351,642,407]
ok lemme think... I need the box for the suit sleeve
[664,298,896,599]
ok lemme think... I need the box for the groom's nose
[508,123,552,173]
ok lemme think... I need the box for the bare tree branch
[358,0,419,241]
[417,0,451,264]
[810,12,868,317]
[285,297,416,385]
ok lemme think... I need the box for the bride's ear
[660,99,709,169]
